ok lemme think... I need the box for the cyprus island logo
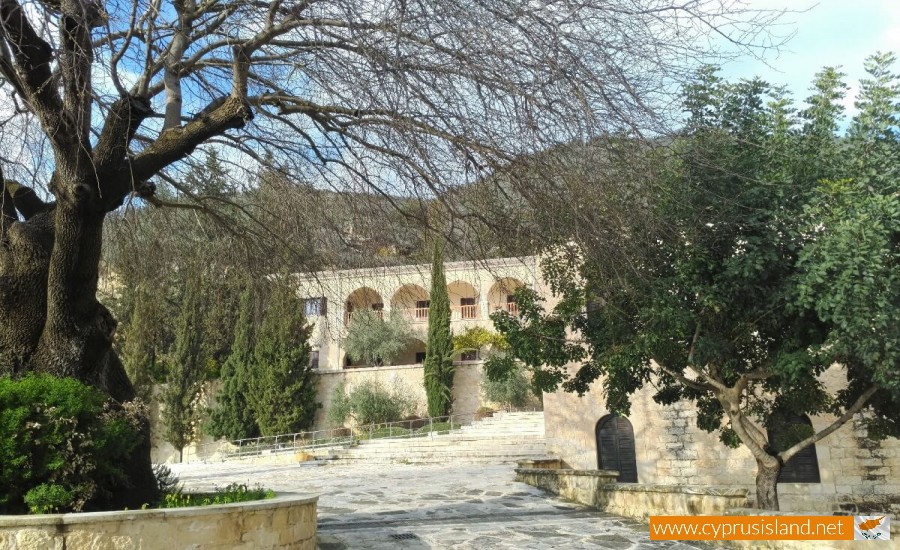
[854,515,891,541]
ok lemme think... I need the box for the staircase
[316,411,546,465]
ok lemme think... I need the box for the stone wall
[0,494,317,550]
[514,465,748,518]
[311,362,495,431]
[543,364,900,513]
[515,464,899,550]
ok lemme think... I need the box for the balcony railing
[451,304,479,320]
[492,302,519,315]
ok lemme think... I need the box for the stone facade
[296,256,540,371]
[543,364,900,513]
[0,494,317,550]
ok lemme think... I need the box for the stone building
[542,364,900,513]
[294,256,542,429]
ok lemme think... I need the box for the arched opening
[596,414,638,483]
[394,338,427,365]
[488,277,524,315]
[344,287,384,326]
[767,415,821,483]
[391,284,430,324]
[447,280,479,320]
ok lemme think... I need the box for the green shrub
[481,362,532,409]
[160,482,275,508]
[327,379,416,426]
[0,375,144,514]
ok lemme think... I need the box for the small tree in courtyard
[424,245,455,417]
[492,57,900,511]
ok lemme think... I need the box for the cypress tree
[424,244,454,417]
[208,284,259,440]
[121,284,157,403]
[161,270,206,462]
[248,282,319,436]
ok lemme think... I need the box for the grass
[159,483,275,509]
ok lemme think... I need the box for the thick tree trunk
[755,457,782,511]
[0,194,158,509]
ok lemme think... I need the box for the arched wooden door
[596,415,638,482]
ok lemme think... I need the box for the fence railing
[185,406,542,463]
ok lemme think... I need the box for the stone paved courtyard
[170,461,711,549]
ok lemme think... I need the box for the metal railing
[186,406,542,463]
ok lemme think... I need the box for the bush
[0,375,144,514]
[481,362,532,409]
[327,379,416,426]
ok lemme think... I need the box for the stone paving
[170,461,710,549]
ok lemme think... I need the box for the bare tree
[0,0,783,504]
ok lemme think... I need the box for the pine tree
[161,270,206,462]
[208,284,259,440]
[248,281,319,436]
[424,244,455,417]
[121,284,158,403]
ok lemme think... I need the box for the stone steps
[314,411,546,465]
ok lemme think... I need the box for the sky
[718,0,900,114]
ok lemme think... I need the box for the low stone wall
[515,465,747,519]
[516,463,900,550]
[0,493,318,550]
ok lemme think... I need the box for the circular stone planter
[0,493,318,550]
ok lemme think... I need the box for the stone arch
[344,286,384,325]
[391,284,430,323]
[488,277,524,315]
[447,280,479,320]
[395,338,427,365]
[596,414,638,483]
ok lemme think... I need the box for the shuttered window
[768,415,821,483]
[596,415,638,483]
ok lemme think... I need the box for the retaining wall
[0,493,318,550]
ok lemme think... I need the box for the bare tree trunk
[0,185,159,509]
[755,457,782,511]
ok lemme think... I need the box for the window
[304,297,326,317]
[460,297,477,319]
[415,300,430,319]
[460,350,479,361]
[309,350,320,370]
[596,415,638,483]
[767,415,821,483]
[344,355,353,367]
[415,352,426,364]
